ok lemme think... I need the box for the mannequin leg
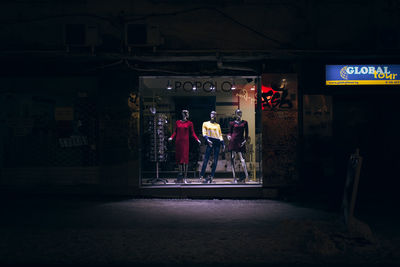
[238,152,248,182]
[177,164,183,183]
[231,151,237,183]
[183,163,188,183]
[200,145,212,180]
[209,142,220,181]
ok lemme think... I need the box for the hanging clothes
[147,113,168,162]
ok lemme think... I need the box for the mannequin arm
[240,140,246,147]
[202,122,212,146]
[204,136,212,146]
[244,121,249,140]
[189,122,200,143]
[202,122,207,137]
[168,133,175,141]
[169,121,178,141]
[227,121,233,141]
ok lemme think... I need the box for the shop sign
[326,65,400,85]
[174,80,234,92]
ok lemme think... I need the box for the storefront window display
[139,76,262,186]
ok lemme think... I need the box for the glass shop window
[139,76,262,186]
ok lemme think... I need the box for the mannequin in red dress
[227,109,249,183]
[168,110,201,183]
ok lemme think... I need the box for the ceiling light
[231,81,236,90]
[166,80,172,90]
[210,83,215,91]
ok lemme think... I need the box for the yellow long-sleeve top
[202,121,223,141]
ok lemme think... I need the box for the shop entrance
[139,76,262,187]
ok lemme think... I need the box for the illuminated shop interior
[139,76,262,186]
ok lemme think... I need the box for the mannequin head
[235,109,242,121]
[210,111,217,122]
[182,110,189,120]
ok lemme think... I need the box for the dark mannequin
[227,109,249,183]
[169,110,201,183]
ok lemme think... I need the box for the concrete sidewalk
[0,195,399,266]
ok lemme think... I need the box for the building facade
[1,0,399,200]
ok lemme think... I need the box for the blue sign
[326,65,400,85]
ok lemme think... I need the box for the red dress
[228,120,248,153]
[170,120,199,164]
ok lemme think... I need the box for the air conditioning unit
[64,23,101,47]
[125,23,162,47]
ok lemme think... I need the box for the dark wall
[0,1,399,51]
[0,76,98,168]
[331,90,400,205]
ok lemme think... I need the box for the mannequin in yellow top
[200,111,225,183]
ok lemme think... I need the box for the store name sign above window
[173,80,236,92]
[326,65,400,85]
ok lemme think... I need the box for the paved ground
[0,195,399,267]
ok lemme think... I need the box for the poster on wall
[302,95,333,165]
[55,107,74,121]
[128,91,140,152]
[303,95,332,137]
[261,74,298,186]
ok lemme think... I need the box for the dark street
[0,194,399,267]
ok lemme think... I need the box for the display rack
[148,113,168,184]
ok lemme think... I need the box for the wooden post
[342,148,363,227]
[349,149,362,224]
